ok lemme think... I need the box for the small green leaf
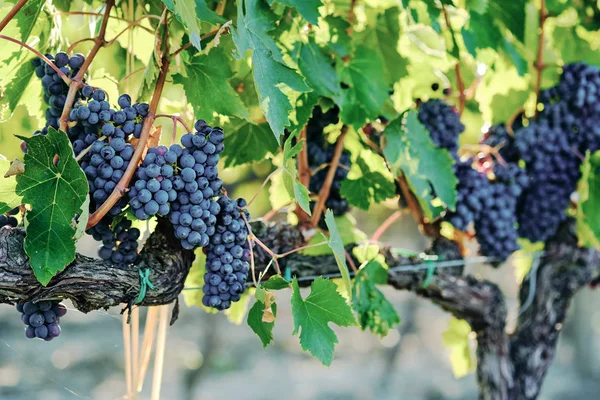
[16,128,88,285]
[580,151,600,246]
[466,0,488,14]
[248,299,276,347]
[339,171,396,210]
[137,47,160,101]
[222,119,279,167]
[296,39,342,103]
[267,0,322,24]
[324,210,352,297]
[173,45,250,123]
[291,277,357,365]
[194,0,226,24]
[352,261,400,337]
[12,0,45,42]
[0,59,36,122]
[487,0,525,43]
[461,12,503,57]
[442,318,476,378]
[263,274,291,290]
[382,111,457,218]
[162,0,203,50]
[0,157,23,214]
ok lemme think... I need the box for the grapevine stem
[0,0,28,33]
[506,107,525,136]
[295,126,311,225]
[75,135,106,161]
[154,114,192,134]
[106,15,159,47]
[371,210,403,243]
[66,38,95,54]
[244,167,281,209]
[87,10,170,230]
[276,241,328,258]
[310,127,348,227]
[441,5,465,115]
[0,35,71,84]
[534,0,548,119]
[241,213,282,275]
[170,28,223,57]
[345,250,358,273]
[119,66,145,85]
[58,0,115,132]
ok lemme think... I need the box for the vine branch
[534,0,548,119]
[0,0,28,33]
[441,4,465,115]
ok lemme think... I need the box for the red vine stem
[441,5,465,115]
[0,0,28,33]
[244,168,280,209]
[58,0,115,132]
[119,66,145,84]
[310,127,348,227]
[154,114,192,134]
[295,126,311,225]
[370,210,403,243]
[86,10,170,229]
[534,0,548,119]
[0,35,71,84]
[170,28,223,57]
[106,15,161,47]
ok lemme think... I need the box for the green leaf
[324,16,352,58]
[248,299,276,347]
[11,0,44,42]
[296,39,341,102]
[324,210,353,297]
[282,159,312,215]
[173,46,250,123]
[339,171,396,210]
[0,157,22,214]
[352,261,400,337]
[489,88,529,125]
[194,0,226,24]
[15,128,88,285]
[0,59,36,122]
[222,119,279,167]
[442,318,476,378]
[373,7,407,85]
[233,0,311,143]
[339,45,388,130]
[580,151,600,245]
[382,111,457,219]
[466,0,488,14]
[267,0,322,24]
[162,0,203,50]
[461,12,503,57]
[263,274,291,290]
[487,0,525,43]
[137,47,160,102]
[290,277,357,365]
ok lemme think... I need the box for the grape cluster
[444,159,489,230]
[481,123,521,164]
[306,106,351,216]
[32,52,85,136]
[129,146,177,220]
[418,99,464,157]
[16,300,66,341]
[202,196,251,310]
[0,207,19,228]
[80,138,135,215]
[168,121,225,250]
[89,218,140,265]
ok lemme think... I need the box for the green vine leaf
[339,157,396,211]
[296,39,342,103]
[233,0,311,143]
[578,151,600,246]
[248,298,277,347]
[267,0,323,24]
[173,45,250,123]
[0,157,23,214]
[0,59,36,122]
[222,119,278,167]
[262,275,291,290]
[162,0,204,50]
[487,0,526,43]
[291,277,357,365]
[383,111,457,219]
[11,0,45,43]
[352,261,400,337]
[324,210,353,297]
[15,128,89,285]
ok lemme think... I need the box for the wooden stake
[137,306,160,393]
[151,305,169,400]
[123,308,133,399]
[131,306,140,400]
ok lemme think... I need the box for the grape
[418,99,464,157]
[0,215,18,228]
[16,300,66,341]
[202,196,251,310]
[88,218,140,265]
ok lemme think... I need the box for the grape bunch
[80,138,135,216]
[88,218,140,266]
[32,52,86,136]
[129,146,177,220]
[202,196,251,310]
[16,300,66,341]
[306,106,352,216]
[418,99,464,158]
[0,207,19,228]
[481,123,522,164]
[444,159,489,231]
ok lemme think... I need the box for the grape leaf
[282,159,312,215]
[296,39,342,103]
[580,152,600,246]
[233,0,311,143]
[10,0,44,42]
[194,0,226,24]
[15,128,88,285]
[466,0,488,14]
[0,157,22,214]
[248,299,277,347]
[352,261,400,337]
[222,119,278,167]
[0,59,36,122]
[267,0,322,24]
[290,277,357,365]
[338,45,388,130]
[324,210,352,297]
[162,0,203,50]
[324,16,352,58]
[172,46,250,123]
[461,12,503,57]
[339,155,396,210]
[442,318,476,378]
[487,0,525,43]
[372,7,407,85]
[262,275,290,290]
[382,111,457,219]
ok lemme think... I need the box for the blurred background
[1,3,600,400]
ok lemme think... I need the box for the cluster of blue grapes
[444,159,489,231]
[89,218,140,265]
[32,52,85,136]
[514,63,600,242]
[418,99,465,158]
[0,207,19,228]
[306,106,351,216]
[17,300,66,341]
[202,196,251,310]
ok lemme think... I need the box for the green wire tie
[284,267,292,282]
[135,268,155,304]
[420,254,441,288]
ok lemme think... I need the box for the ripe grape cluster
[444,159,489,231]
[0,207,19,228]
[202,196,251,310]
[89,218,140,266]
[16,300,66,341]
[306,106,352,216]
[32,52,85,136]
[418,99,464,158]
